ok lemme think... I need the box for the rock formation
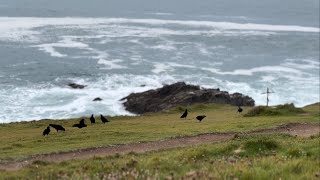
[93,97,103,101]
[121,82,255,114]
[68,83,86,89]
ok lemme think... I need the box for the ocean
[0,0,319,123]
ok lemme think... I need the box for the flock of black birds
[42,114,110,136]
[180,106,243,122]
[43,106,243,136]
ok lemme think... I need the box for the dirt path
[0,123,318,171]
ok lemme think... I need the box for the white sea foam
[90,50,110,60]
[127,39,144,45]
[152,63,175,74]
[36,45,66,57]
[8,61,38,67]
[167,62,196,69]
[202,78,319,108]
[130,55,143,61]
[146,12,174,16]
[202,65,303,76]
[0,74,176,123]
[98,38,113,44]
[97,59,128,69]
[110,18,319,32]
[198,14,249,21]
[129,55,145,65]
[33,36,91,57]
[94,25,186,38]
[260,75,277,83]
[198,61,319,107]
[1,70,318,123]
[0,17,318,43]
[283,59,320,70]
[150,44,176,51]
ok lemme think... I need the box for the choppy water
[0,0,319,123]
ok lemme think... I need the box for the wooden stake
[262,88,274,107]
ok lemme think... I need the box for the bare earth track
[0,123,319,171]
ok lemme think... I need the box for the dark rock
[93,97,103,101]
[68,83,86,89]
[121,82,255,114]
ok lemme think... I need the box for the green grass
[244,103,306,117]
[0,103,318,161]
[1,134,319,179]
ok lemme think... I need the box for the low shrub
[244,103,305,117]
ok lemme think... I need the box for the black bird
[72,119,87,128]
[43,126,50,136]
[100,114,110,124]
[196,115,206,122]
[79,118,85,125]
[180,109,188,119]
[90,114,95,124]
[237,106,243,113]
[49,124,65,132]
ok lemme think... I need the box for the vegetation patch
[244,103,305,117]
[181,148,210,161]
[287,148,306,158]
[172,103,221,113]
[244,138,279,154]
[32,160,51,166]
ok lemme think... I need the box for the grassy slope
[1,134,319,179]
[0,103,319,161]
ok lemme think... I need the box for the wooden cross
[262,88,274,107]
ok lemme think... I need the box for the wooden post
[262,88,274,107]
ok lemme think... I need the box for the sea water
[0,0,319,122]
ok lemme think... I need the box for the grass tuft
[244,138,279,155]
[182,148,210,161]
[32,160,51,166]
[126,158,138,168]
[244,103,305,117]
[287,148,306,157]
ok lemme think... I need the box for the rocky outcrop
[121,82,255,114]
[93,97,103,101]
[68,83,86,89]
